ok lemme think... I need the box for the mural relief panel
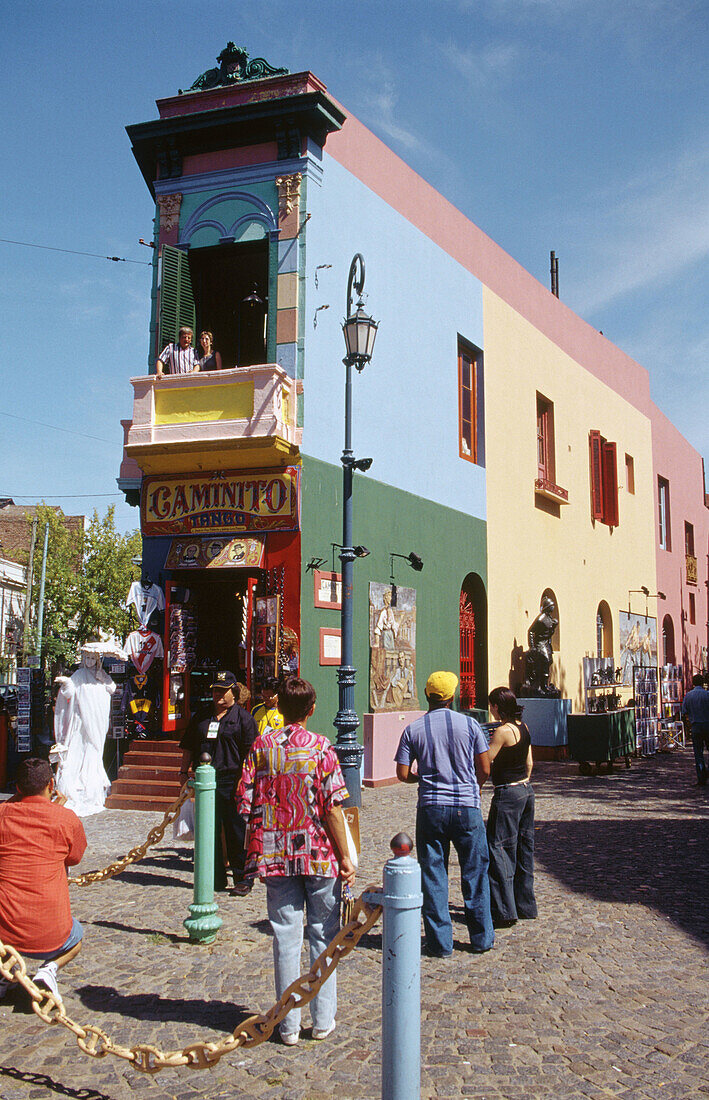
[369,582,417,711]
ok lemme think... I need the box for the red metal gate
[459,590,476,709]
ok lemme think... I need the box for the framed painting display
[314,570,342,610]
[319,627,342,666]
[254,596,280,657]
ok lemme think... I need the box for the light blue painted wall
[302,154,486,521]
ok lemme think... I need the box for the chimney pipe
[550,251,559,298]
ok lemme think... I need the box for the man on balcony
[156,327,200,377]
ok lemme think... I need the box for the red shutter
[589,431,604,520]
[602,441,619,527]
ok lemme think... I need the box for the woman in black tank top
[484,687,538,928]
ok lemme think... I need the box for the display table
[567,708,635,771]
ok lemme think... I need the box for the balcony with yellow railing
[120,365,302,479]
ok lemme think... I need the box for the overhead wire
[2,493,121,500]
[0,411,116,446]
[0,237,151,265]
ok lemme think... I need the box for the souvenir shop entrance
[139,466,302,737]
[160,534,300,736]
[163,573,255,735]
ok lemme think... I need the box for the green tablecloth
[567,709,635,763]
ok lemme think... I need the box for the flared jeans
[486,782,538,923]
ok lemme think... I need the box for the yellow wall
[483,289,657,711]
[154,381,254,425]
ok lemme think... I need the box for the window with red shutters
[589,431,604,521]
[602,442,619,527]
[589,431,620,527]
[537,395,555,481]
[458,338,485,466]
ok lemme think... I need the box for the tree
[28,504,141,671]
[74,507,142,646]
[28,504,83,670]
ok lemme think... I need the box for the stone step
[110,778,181,798]
[105,793,179,811]
[117,764,182,781]
[127,739,181,752]
[122,751,183,768]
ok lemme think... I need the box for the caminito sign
[140,467,300,536]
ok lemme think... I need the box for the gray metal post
[334,355,363,807]
[36,524,50,662]
[21,517,38,664]
[381,834,422,1100]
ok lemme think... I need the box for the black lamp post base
[334,665,363,807]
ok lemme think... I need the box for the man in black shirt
[179,670,257,893]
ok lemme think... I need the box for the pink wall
[652,408,708,678]
[363,710,423,787]
[182,143,279,175]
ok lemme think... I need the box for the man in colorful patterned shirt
[237,677,355,1045]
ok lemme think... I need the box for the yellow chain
[0,888,383,1075]
[69,784,192,886]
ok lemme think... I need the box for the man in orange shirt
[0,758,86,1003]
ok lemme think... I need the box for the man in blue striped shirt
[395,670,494,957]
[156,327,199,377]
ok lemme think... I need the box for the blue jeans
[416,804,494,955]
[265,875,341,1037]
[487,783,538,922]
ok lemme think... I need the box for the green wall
[299,455,488,740]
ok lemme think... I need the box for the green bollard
[184,754,222,944]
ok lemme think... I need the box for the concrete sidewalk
[0,749,707,1099]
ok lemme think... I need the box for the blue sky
[2,0,707,534]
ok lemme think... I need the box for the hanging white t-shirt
[126,581,165,626]
[125,628,164,674]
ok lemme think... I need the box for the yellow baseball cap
[425,671,458,700]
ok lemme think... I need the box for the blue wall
[302,154,486,521]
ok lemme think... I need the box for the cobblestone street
[1,749,707,1100]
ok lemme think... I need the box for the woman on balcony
[198,330,223,372]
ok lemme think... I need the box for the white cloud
[442,41,523,88]
[356,55,445,162]
[360,83,427,153]
[567,140,709,316]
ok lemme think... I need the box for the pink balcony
[121,365,302,477]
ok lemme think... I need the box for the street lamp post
[333,254,378,808]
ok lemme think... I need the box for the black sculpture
[183,43,288,93]
[521,596,560,697]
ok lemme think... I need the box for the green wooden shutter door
[158,245,196,350]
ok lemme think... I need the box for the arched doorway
[596,601,613,658]
[662,614,675,664]
[460,574,488,710]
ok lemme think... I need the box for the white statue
[54,644,117,816]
